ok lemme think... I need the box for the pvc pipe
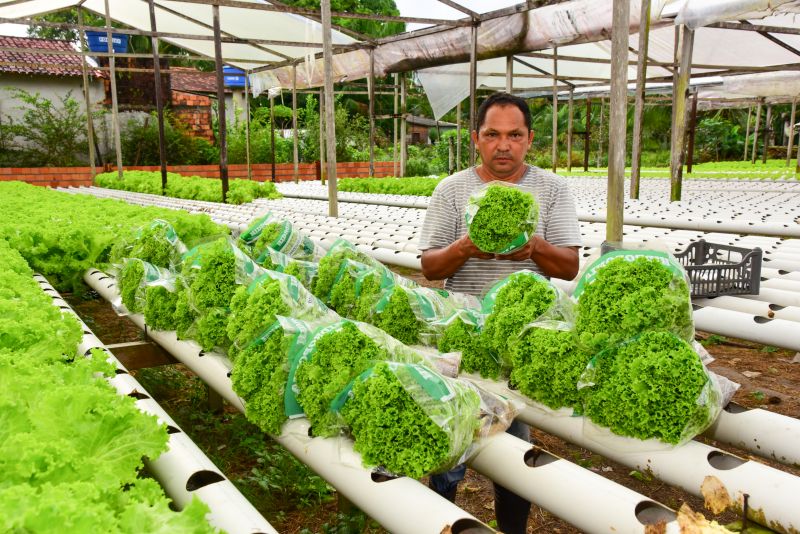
[694,296,773,318]
[693,306,800,352]
[39,273,278,534]
[741,287,800,308]
[84,269,492,534]
[471,377,800,534]
[762,278,800,293]
[466,432,680,533]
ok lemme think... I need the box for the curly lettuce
[467,184,538,254]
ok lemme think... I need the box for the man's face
[472,104,534,179]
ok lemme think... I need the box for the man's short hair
[476,92,532,133]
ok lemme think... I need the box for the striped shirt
[418,165,582,296]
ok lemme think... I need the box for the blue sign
[223,66,246,87]
[85,31,129,54]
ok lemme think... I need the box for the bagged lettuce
[465,181,539,254]
[239,212,324,263]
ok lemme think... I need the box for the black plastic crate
[674,240,762,298]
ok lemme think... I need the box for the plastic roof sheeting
[674,0,800,29]
[723,70,800,96]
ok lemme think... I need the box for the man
[418,92,581,534]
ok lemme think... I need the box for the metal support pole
[686,89,699,174]
[552,46,558,173]
[468,23,478,167]
[584,97,591,171]
[630,0,651,199]
[292,65,299,183]
[505,55,513,93]
[368,49,375,177]
[762,105,772,164]
[456,100,462,172]
[400,75,407,177]
[148,0,168,193]
[669,25,694,202]
[751,100,762,165]
[393,73,399,176]
[270,95,276,182]
[212,4,229,203]
[77,8,96,178]
[606,0,630,244]
[245,73,252,181]
[319,89,325,184]
[322,0,338,217]
[567,88,574,173]
[788,98,797,167]
[744,105,752,161]
[103,0,123,179]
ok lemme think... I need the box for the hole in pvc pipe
[185,470,225,491]
[128,391,150,400]
[450,518,495,534]
[707,451,746,470]
[753,316,772,324]
[634,500,677,525]
[370,471,399,483]
[114,368,128,375]
[98,275,109,281]
[769,304,785,311]
[524,447,558,467]
[166,425,181,434]
[723,402,748,414]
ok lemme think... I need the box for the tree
[279,0,405,38]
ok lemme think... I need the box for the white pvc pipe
[39,273,278,534]
[84,269,491,534]
[694,296,773,318]
[741,287,800,308]
[471,377,800,533]
[693,306,800,352]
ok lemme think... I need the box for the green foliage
[119,260,145,313]
[439,317,497,379]
[0,182,222,291]
[338,176,442,196]
[279,0,405,38]
[119,110,217,166]
[575,256,694,355]
[371,286,420,345]
[1,88,90,166]
[581,332,714,444]
[340,362,481,478]
[143,285,178,332]
[228,280,291,357]
[312,246,373,304]
[510,328,588,410]
[96,170,281,205]
[467,184,539,254]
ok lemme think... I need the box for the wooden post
[630,0,651,199]
[751,100,762,164]
[212,4,229,203]
[567,88,574,172]
[270,95,276,182]
[245,73,252,181]
[319,89,325,184]
[393,73,398,176]
[796,125,800,174]
[400,75,407,177]
[743,105,752,161]
[368,49,375,177]
[606,0,630,244]
[103,0,123,179]
[505,55,513,93]
[148,0,168,193]
[762,105,772,164]
[448,136,455,174]
[322,0,338,217]
[597,97,604,169]
[456,100,462,172]
[584,97,591,171]
[77,8,97,178]
[469,23,478,167]
[552,46,558,173]
[669,25,694,202]
[292,65,299,183]
[788,98,797,167]
[686,89,699,174]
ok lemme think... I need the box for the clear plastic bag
[432,308,497,378]
[464,181,539,254]
[109,219,187,270]
[572,245,695,356]
[255,246,319,290]
[240,212,325,262]
[333,360,520,478]
[576,331,724,446]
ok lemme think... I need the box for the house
[0,36,104,125]
[406,115,457,145]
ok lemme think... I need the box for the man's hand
[455,234,495,260]
[495,236,538,262]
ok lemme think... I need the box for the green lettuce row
[96,170,281,205]
[338,177,441,196]
[340,361,481,479]
[0,182,222,291]
[575,256,693,355]
[580,331,717,444]
[509,327,588,411]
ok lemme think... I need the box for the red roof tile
[0,36,102,77]
[171,66,233,94]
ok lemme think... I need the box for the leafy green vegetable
[438,314,498,379]
[340,362,481,478]
[371,286,420,345]
[580,331,716,444]
[228,278,291,359]
[466,184,538,254]
[510,327,588,410]
[143,285,178,332]
[338,176,441,196]
[575,256,693,355]
[119,260,146,313]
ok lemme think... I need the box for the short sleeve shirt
[418,165,582,296]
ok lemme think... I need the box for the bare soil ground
[65,279,800,534]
